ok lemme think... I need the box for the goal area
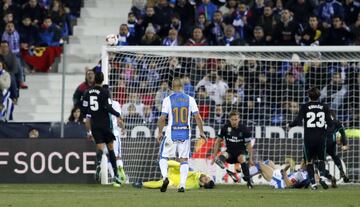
[102,46,360,184]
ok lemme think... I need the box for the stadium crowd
[115,0,360,46]
[0,0,82,121]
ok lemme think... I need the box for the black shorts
[226,150,248,164]
[92,127,115,144]
[304,138,326,162]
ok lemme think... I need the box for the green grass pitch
[0,184,359,207]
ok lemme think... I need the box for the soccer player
[137,160,214,190]
[157,78,207,193]
[324,112,350,186]
[251,160,310,189]
[212,110,254,189]
[111,99,127,183]
[83,71,123,187]
[288,87,334,190]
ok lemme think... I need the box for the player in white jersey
[246,160,310,189]
[111,100,126,183]
[157,78,207,193]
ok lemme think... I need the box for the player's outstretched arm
[194,114,207,142]
[157,115,166,143]
[211,138,222,165]
[85,117,93,141]
[289,104,305,127]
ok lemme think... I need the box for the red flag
[21,46,62,72]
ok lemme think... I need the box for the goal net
[102,46,360,184]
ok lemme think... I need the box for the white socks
[159,158,168,180]
[180,162,189,188]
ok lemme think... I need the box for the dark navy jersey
[217,122,252,152]
[289,101,333,142]
[82,85,120,129]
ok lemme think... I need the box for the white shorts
[113,135,122,158]
[159,136,190,159]
[270,169,285,189]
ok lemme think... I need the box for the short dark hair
[204,180,215,189]
[307,87,320,101]
[229,110,240,118]
[95,71,104,84]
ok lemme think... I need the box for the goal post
[102,46,360,184]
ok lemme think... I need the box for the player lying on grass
[135,160,214,190]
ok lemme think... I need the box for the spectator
[256,4,276,43]
[301,15,323,45]
[185,27,208,45]
[248,25,267,45]
[155,0,173,28]
[181,74,195,97]
[231,2,248,40]
[219,0,237,20]
[195,13,208,31]
[279,72,304,104]
[72,67,95,108]
[316,0,344,29]
[196,0,218,22]
[124,103,144,126]
[0,11,14,35]
[195,71,229,105]
[67,106,83,124]
[273,0,284,22]
[162,28,182,46]
[273,9,299,45]
[286,0,315,26]
[130,0,146,19]
[218,24,245,46]
[113,78,127,105]
[1,22,27,89]
[343,0,360,25]
[350,12,360,45]
[38,16,62,46]
[320,72,348,110]
[117,24,136,45]
[209,104,226,127]
[140,24,161,45]
[28,128,39,138]
[48,0,68,38]
[273,101,299,125]
[127,12,137,37]
[234,75,246,103]
[195,85,215,122]
[305,61,329,90]
[18,15,39,46]
[247,0,265,28]
[204,10,225,45]
[154,80,170,112]
[142,5,161,33]
[286,53,305,83]
[0,0,21,22]
[0,40,19,102]
[0,59,10,99]
[320,15,353,45]
[174,0,195,27]
[142,104,154,124]
[222,89,240,115]
[161,13,188,40]
[146,60,160,87]
[21,0,46,26]
[121,93,145,116]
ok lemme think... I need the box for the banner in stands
[0,139,96,183]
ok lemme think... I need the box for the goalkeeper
[139,160,214,190]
